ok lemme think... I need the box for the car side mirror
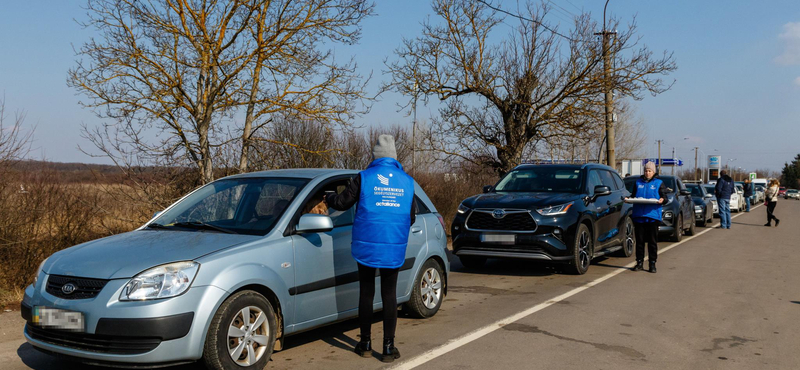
[680,189,691,196]
[704,193,713,198]
[483,185,493,193]
[593,185,611,199]
[296,214,334,233]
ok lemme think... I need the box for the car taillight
[436,213,446,230]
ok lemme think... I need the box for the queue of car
[16,162,775,369]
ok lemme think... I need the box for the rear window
[686,184,704,197]
[494,167,583,193]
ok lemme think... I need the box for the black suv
[451,164,634,275]
[623,175,695,242]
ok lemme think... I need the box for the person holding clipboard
[626,161,668,273]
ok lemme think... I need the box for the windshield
[494,167,583,193]
[151,177,308,236]
[686,184,704,197]
[703,185,716,196]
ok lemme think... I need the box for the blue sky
[1,0,799,172]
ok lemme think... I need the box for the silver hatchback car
[21,169,449,369]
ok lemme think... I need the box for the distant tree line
[781,154,800,189]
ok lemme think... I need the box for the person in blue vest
[325,134,416,363]
[628,161,667,273]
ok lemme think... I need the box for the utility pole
[596,0,617,171]
[656,139,664,174]
[694,147,699,182]
[671,147,675,175]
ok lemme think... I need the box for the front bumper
[451,211,576,262]
[21,275,228,365]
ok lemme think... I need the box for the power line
[476,0,576,42]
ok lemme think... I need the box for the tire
[670,215,683,242]
[404,259,445,318]
[698,209,707,227]
[459,255,486,269]
[685,214,696,235]
[615,217,635,258]
[569,223,592,275]
[203,291,278,370]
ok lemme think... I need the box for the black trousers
[357,263,399,340]
[634,221,659,262]
[766,201,779,224]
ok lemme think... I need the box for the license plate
[481,234,515,244]
[33,306,84,331]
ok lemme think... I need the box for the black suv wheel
[570,223,592,275]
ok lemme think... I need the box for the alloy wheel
[420,267,443,309]
[578,230,591,269]
[227,306,270,366]
[625,221,635,255]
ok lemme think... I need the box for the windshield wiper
[145,223,172,230]
[171,221,238,234]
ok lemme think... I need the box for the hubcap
[227,306,270,366]
[420,267,442,309]
[578,231,590,269]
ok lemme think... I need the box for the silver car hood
[45,230,260,280]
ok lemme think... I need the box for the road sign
[644,158,684,166]
[750,173,757,180]
[708,155,721,169]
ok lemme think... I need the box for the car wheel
[685,214,696,235]
[404,259,445,318]
[698,209,707,227]
[569,223,592,275]
[203,291,277,370]
[459,255,486,269]
[670,215,683,242]
[616,217,635,257]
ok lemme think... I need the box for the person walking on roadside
[324,135,416,363]
[628,162,667,273]
[764,179,781,227]
[715,170,734,229]
[743,178,753,212]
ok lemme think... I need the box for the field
[0,162,494,309]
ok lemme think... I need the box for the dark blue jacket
[715,175,734,200]
[743,182,753,197]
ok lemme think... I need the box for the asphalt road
[2,200,799,369]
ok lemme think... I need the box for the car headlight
[537,202,574,216]
[120,261,199,301]
[33,257,48,288]
[694,205,702,212]
[457,203,471,214]
[663,211,673,219]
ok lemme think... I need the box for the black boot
[632,260,644,271]
[354,337,371,357]
[381,338,401,363]
[775,219,780,227]
[649,261,657,274]
[764,222,771,227]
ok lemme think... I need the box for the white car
[731,184,745,212]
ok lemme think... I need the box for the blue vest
[632,177,663,221]
[351,158,414,268]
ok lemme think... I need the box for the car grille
[46,275,109,300]
[26,324,161,354]
[466,210,537,232]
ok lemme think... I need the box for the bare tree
[0,99,33,173]
[70,0,374,183]
[385,0,676,175]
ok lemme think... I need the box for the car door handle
[411,226,423,234]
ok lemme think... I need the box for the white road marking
[391,205,760,369]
